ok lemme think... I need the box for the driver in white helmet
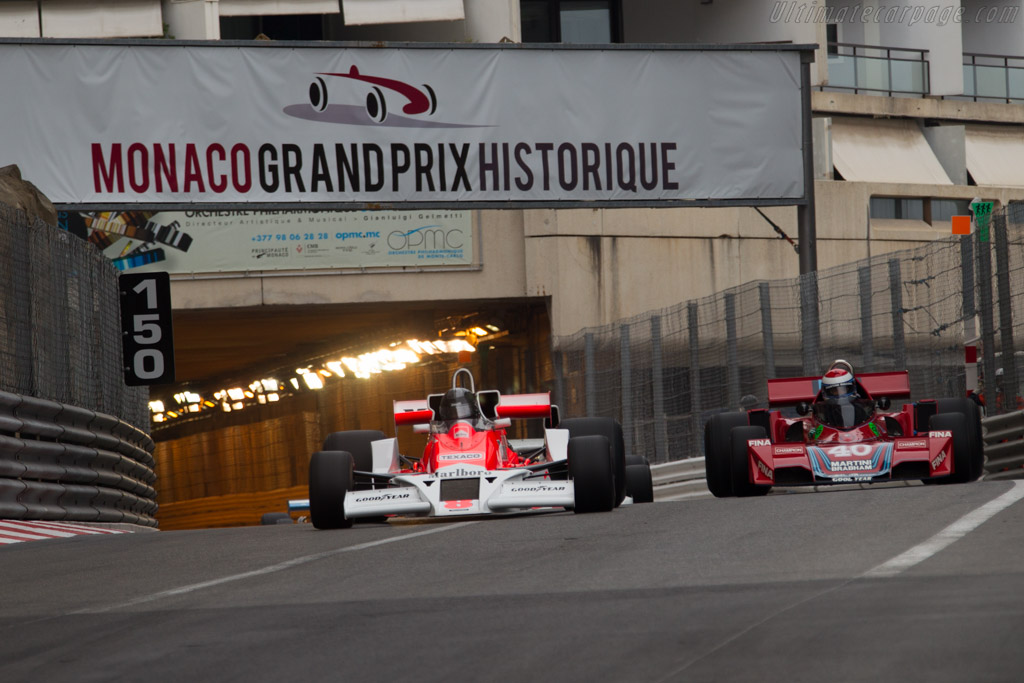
[815,360,873,430]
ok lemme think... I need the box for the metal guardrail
[983,409,1024,480]
[0,390,158,526]
[651,457,710,501]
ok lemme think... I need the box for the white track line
[864,480,1024,579]
[76,521,477,614]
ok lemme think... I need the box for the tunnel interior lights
[150,329,492,423]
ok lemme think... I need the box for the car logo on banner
[284,66,489,129]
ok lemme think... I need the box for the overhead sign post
[0,39,813,212]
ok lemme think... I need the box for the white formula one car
[291,368,653,529]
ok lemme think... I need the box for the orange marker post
[952,215,971,235]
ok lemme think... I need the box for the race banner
[0,41,806,208]
[58,209,473,273]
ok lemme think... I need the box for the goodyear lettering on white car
[350,489,416,504]
[507,483,569,494]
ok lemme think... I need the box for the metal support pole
[725,292,740,410]
[888,259,906,370]
[687,302,702,450]
[651,315,667,462]
[961,234,976,338]
[858,265,874,368]
[993,214,1019,410]
[619,323,632,454]
[797,49,818,276]
[800,272,821,374]
[584,332,596,417]
[976,229,998,411]
[758,282,776,379]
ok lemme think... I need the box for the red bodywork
[743,371,954,486]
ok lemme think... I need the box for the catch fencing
[553,205,1024,464]
[0,204,156,524]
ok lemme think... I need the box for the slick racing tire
[704,412,749,498]
[260,512,292,525]
[568,434,615,513]
[935,398,984,482]
[309,450,354,529]
[729,426,772,497]
[560,417,627,508]
[625,461,655,503]
[928,412,972,485]
[323,430,386,488]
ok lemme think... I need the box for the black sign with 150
[119,272,175,386]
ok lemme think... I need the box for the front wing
[745,432,955,486]
[294,464,574,520]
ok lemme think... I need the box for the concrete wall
[962,0,1024,55]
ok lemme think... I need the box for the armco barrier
[0,390,157,526]
[983,409,1024,480]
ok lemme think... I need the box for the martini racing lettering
[829,459,874,472]
[749,439,771,447]
[929,431,952,438]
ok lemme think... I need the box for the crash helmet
[822,362,856,400]
[437,387,481,423]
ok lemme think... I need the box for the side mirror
[876,396,891,411]
[412,423,430,434]
[796,401,812,416]
[492,418,512,429]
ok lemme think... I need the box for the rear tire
[730,426,772,497]
[560,418,627,508]
[309,450,354,529]
[625,461,654,503]
[569,435,615,513]
[704,413,749,498]
[935,398,984,481]
[929,413,972,484]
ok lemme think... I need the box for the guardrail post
[888,259,906,370]
[688,302,702,451]
[620,323,633,454]
[858,265,874,368]
[758,282,776,380]
[584,332,596,417]
[993,216,1019,410]
[651,315,667,463]
[725,293,740,410]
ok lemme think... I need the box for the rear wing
[767,371,911,406]
[393,391,552,428]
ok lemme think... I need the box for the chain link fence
[553,205,1024,464]
[0,204,148,426]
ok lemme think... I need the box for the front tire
[569,435,615,513]
[625,461,654,503]
[935,398,984,481]
[560,417,627,507]
[704,413,749,497]
[730,426,772,497]
[309,450,354,529]
[929,412,972,484]
[322,430,385,488]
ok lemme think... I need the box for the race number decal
[119,272,175,386]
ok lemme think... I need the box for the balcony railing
[821,42,930,97]
[961,53,1024,104]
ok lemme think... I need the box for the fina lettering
[931,450,947,469]
[929,431,953,438]
[756,460,774,481]
[749,439,771,447]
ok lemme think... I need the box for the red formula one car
[704,360,985,497]
[294,368,653,529]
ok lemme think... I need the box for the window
[520,0,621,43]
[220,14,324,41]
[930,199,972,223]
[826,23,838,56]
[870,197,925,220]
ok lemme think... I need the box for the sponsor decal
[757,460,774,481]
[896,439,928,450]
[507,484,568,494]
[929,431,953,438]
[443,500,474,510]
[353,490,414,503]
[931,450,947,469]
[749,439,771,447]
[773,445,805,455]
[831,475,874,483]
[432,466,489,479]
[438,453,482,461]
[829,459,874,472]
